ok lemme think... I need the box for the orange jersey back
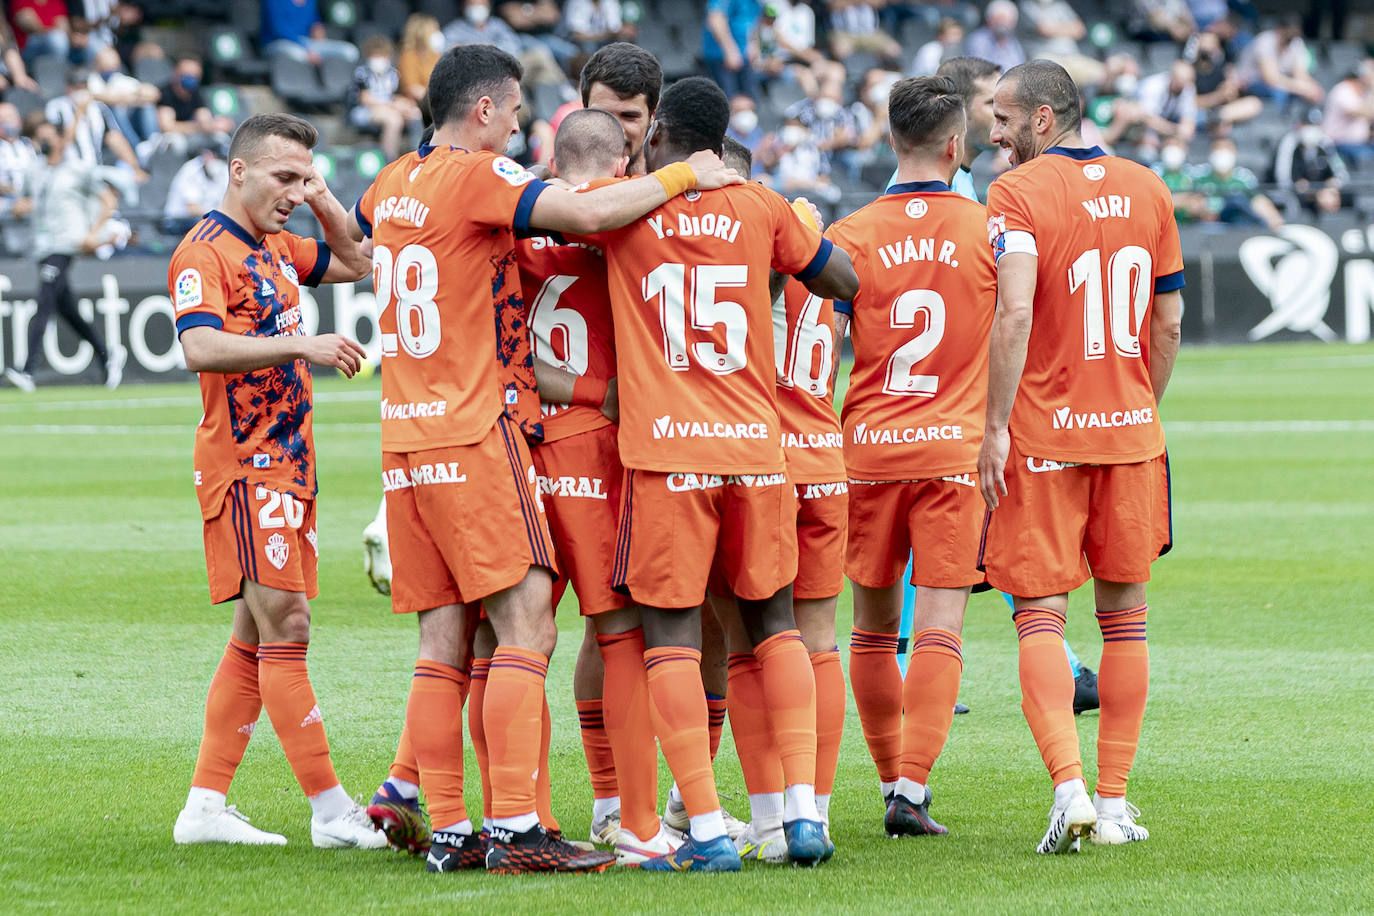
[986,147,1184,463]
[827,182,996,480]
[591,182,830,474]
[518,180,617,444]
[774,279,844,482]
[169,210,330,519]
[356,146,550,452]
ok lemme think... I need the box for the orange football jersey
[827,181,996,480]
[517,180,617,444]
[356,145,550,452]
[986,146,1184,464]
[169,210,330,519]
[587,182,830,474]
[774,279,844,483]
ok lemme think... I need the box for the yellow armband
[652,161,697,198]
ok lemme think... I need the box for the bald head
[553,108,628,183]
[1001,59,1081,133]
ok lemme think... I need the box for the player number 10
[373,243,441,359]
[1068,245,1152,361]
[642,262,749,375]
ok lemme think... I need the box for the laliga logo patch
[492,156,535,187]
[905,198,928,219]
[265,532,290,570]
[174,268,202,311]
[1083,163,1106,180]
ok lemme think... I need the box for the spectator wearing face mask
[397,13,444,103]
[725,93,770,177]
[1134,61,1197,158]
[349,36,421,162]
[1234,15,1323,109]
[1193,136,1283,231]
[965,0,1025,74]
[88,44,159,145]
[749,1,843,99]
[0,102,38,225]
[785,87,859,179]
[162,142,227,236]
[444,0,568,90]
[1153,138,1210,223]
[45,66,146,183]
[827,0,902,65]
[155,58,233,152]
[774,115,840,203]
[1271,114,1349,217]
[1186,28,1261,132]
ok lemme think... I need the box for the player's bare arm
[304,168,371,282]
[180,325,367,377]
[528,148,742,236]
[1148,289,1183,404]
[978,250,1037,509]
[533,361,618,420]
[800,242,859,301]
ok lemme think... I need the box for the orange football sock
[1095,604,1150,797]
[483,648,548,819]
[598,628,659,842]
[405,659,470,829]
[468,658,491,820]
[706,693,728,761]
[389,721,419,786]
[810,648,845,797]
[849,627,902,783]
[257,642,339,797]
[1014,609,1083,785]
[190,636,261,795]
[536,695,559,831]
[899,629,963,784]
[645,646,719,817]
[726,652,784,795]
[576,699,619,800]
[755,630,817,788]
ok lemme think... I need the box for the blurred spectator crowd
[2,0,1374,255]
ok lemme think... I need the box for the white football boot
[589,810,622,847]
[734,821,787,863]
[1091,795,1150,845]
[174,803,286,846]
[362,514,391,596]
[1036,788,1096,855]
[615,823,682,865]
[311,801,390,849]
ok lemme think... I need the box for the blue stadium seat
[271,56,326,109]
[30,55,68,101]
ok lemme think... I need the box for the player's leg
[574,619,620,843]
[11,254,64,385]
[468,621,495,829]
[362,495,391,596]
[50,254,118,383]
[174,598,284,845]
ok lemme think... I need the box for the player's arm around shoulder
[303,166,371,282]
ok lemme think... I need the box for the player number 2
[1069,246,1152,361]
[529,274,589,374]
[373,243,441,359]
[882,289,946,397]
[776,290,832,396]
[642,262,748,375]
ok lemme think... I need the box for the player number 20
[642,262,748,375]
[882,289,946,397]
[373,243,441,359]
[1068,245,1152,361]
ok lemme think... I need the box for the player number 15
[642,262,749,375]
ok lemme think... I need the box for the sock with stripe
[483,648,548,821]
[1013,608,1083,785]
[388,720,420,791]
[706,693,728,761]
[190,636,261,796]
[810,648,845,799]
[1095,604,1150,797]
[849,627,903,786]
[644,646,721,819]
[726,652,785,798]
[576,699,619,805]
[755,630,819,818]
[597,628,659,842]
[467,658,492,820]
[405,659,470,830]
[257,642,340,798]
[536,694,559,832]
[898,628,964,786]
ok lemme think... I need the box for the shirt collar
[884,179,951,195]
[1045,145,1107,160]
[418,143,469,158]
[205,209,262,248]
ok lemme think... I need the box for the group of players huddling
[165,37,1182,874]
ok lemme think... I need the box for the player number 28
[882,289,946,397]
[642,262,748,375]
[373,243,441,359]
[1068,245,1152,361]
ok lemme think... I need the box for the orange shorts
[532,424,630,616]
[614,470,799,609]
[384,416,557,614]
[793,481,848,600]
[979,441,1172,597]
[203,480,319,604]
[845,475,985,590]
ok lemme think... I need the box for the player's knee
[273,600,312,644]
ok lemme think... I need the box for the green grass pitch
[2,342,1372,914]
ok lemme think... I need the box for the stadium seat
[230,0,262,37]
[5,87,43,118]
[271,56,326,109]
[533,82,566,122]
[312,149,340,184]
[355,148,387,180]
[206,26,271,83]
[416,0,457,25]
[134,56,174,89]
[351,21,392,47]
[368,0,411,37]
[205,84,246,125]
[30,55,68,101]
[900,19,932,52]
[318,57,356,105]
[324,0,358,29]
[860,157,898,191]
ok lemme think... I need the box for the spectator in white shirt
[563,0,633,51]
[162,142,227,235]
[349,36,420,161]
[1234,16,1323,108]
[1135,60,1198,156]
[1323,60,1374,166]
[44,67,146,183]
[911,18,964,76]
[88,45,158,143]
[0,102,37,223]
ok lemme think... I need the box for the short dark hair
[654,76,729,157]
[935,56,1001,105]
[227,112,318,162]
[888,75,966,155]
[1001,59,1081,133]
[721,136,752,174]
[427,44,523,130]
[22,110,51,140]
[554,108,626,176]
[580,42,663,113]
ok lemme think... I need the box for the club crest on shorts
[265,532,290,570]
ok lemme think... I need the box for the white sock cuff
[689,809,727,842]
[187,786,227,810]
[308,784,352,822]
